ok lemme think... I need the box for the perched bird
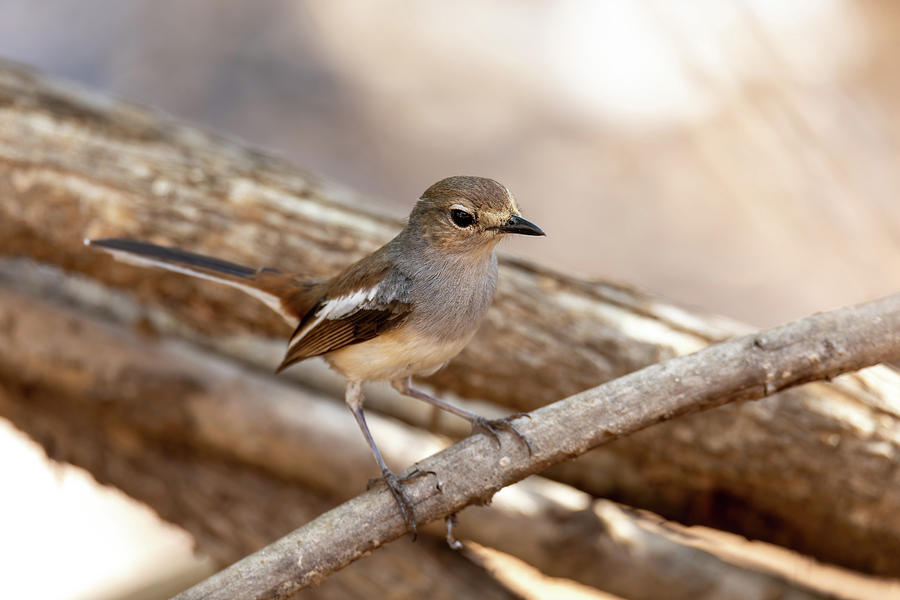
[86,175,545,533]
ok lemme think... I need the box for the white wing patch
[316,285,382,319]
[85,238,298,326]
[288,283,382,349]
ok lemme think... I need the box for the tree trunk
[2,59,900,576]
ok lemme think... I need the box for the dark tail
[87,238,257,278]
[85,238,321,325]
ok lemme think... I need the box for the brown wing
[275,255,412,373]
[275,305,409,373]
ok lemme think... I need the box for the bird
[85,175,545,534]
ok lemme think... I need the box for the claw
[445,513,463,550]
[392,381,534,456]
[367,468,442,539]
[471,413,533,455]
[370,469,419,538]
[405,466,438,482]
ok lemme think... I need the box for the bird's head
[408,176,545,255]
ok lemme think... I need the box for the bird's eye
[450,208,475,228]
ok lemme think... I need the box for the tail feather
[85,238,318,326]
[87,238,258,278]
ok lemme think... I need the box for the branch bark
[3,59,900,575]
[0,264,831,600]
[173,293,900,599]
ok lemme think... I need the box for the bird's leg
[392,378,533,455]
[345,381,418,536]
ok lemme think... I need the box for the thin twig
[175,293,900,600]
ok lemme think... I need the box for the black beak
[498,214,546,236]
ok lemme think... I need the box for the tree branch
[0,263,833,600]
[174,293,900,599]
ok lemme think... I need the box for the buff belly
[324,326,474,382]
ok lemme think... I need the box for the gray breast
[401,252,499,341]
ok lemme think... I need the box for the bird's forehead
[421,176,519,214]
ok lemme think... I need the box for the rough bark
[0,270,831,600]
[2,59,900,575]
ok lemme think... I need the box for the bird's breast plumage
[326,250,498,382]
[404,252,498,340]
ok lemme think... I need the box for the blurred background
[1,1,899,598]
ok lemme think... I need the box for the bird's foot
[366,466,437,490]
[470,413,533,455]
[366,468,437,538]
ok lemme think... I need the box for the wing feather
[275,260,412,372]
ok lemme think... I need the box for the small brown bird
[86,175,544,533]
